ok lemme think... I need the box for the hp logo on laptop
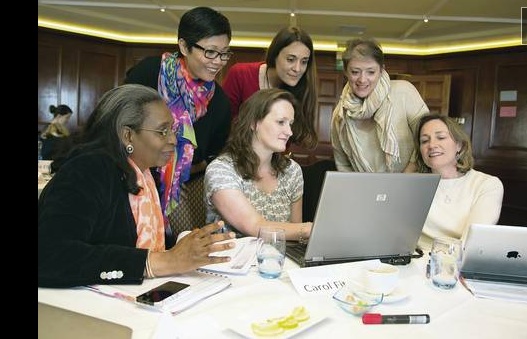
[375,194,388,202]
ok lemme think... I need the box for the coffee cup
[363,262,399,295]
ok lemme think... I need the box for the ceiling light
[423,15,429,23]
[160,7,166,13]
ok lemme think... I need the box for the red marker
[362,313,430,325]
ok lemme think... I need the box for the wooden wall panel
[76,50,121,127]
[37,28,527,224]
[123,45,172,84]
[491,63,527,149]
[38,43,61,132]
[38,29,126,134]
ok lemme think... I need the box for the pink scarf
[127,158,165,251]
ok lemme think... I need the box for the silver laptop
[461,224,527,285]
[38,303,133,339]
[286,171,440,267]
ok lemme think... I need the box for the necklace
[438,174,465,204]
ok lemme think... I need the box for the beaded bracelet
[145,250,156,278]
[298,225,307,245]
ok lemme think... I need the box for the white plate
[226,303,326,338]
[382,286,409,303]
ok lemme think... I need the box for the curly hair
[223,88,298,180]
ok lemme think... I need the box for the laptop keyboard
[285,241,307,265]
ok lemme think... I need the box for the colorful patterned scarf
[157,52,214,224]
[338,69,400,171]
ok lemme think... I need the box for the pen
[426,259,431,278]
[362,313,430,325]
[426,251,431,278]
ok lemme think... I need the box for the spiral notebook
[177,231,258,275]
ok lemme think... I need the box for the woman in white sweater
[415,114,504,251]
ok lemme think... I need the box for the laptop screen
[461,224,527,284]
[292,172,439,267]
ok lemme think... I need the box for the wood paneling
[491,63,527,149]
[290,70,343,165]
[38,43,61,132]
[37,28,527,224]
[38,29,125,134]
[406,74,451,116]
[77,50,121,127]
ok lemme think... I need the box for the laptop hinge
[380,256,411,265]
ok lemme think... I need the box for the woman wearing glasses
[124,7,233,241]
[39,84,235,287]
[222,26,318,150]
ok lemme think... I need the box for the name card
[287,260,379,297]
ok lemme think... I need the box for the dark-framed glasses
[139,128,176,138]
[191,43,233,61]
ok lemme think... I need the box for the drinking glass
[256,227,286,279]
[429,237,463,289]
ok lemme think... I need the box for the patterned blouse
[204,154,303,236]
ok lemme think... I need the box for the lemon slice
[250,306,310,336]
[251,319,284,337]
[277,315,299,329]
[291,306,310,322]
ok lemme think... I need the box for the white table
[38,256,527,338]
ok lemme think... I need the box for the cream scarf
[336,69,400,171]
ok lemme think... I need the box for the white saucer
[382,286,409,303]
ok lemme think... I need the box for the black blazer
[38,151,147,287]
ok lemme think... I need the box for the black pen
[426,259,431,278]
[426,251,431,278]
[362,313,430,325]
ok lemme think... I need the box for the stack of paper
[177,231,258,275]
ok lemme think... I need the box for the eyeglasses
[191,43,233,61]
[139,128,176,138]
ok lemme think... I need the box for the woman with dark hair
[124,7,233,237]
[38,84,235,288]
[40,104,73,160]
[414,114,503,251]
[204,89,312,241]
[222,26,318,149]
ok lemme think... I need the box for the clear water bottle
[38,140,43,160]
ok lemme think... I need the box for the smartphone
[136,281,190,307]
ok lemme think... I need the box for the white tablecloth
[38,256,527,339]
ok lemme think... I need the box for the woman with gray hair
[39,84,235,288]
